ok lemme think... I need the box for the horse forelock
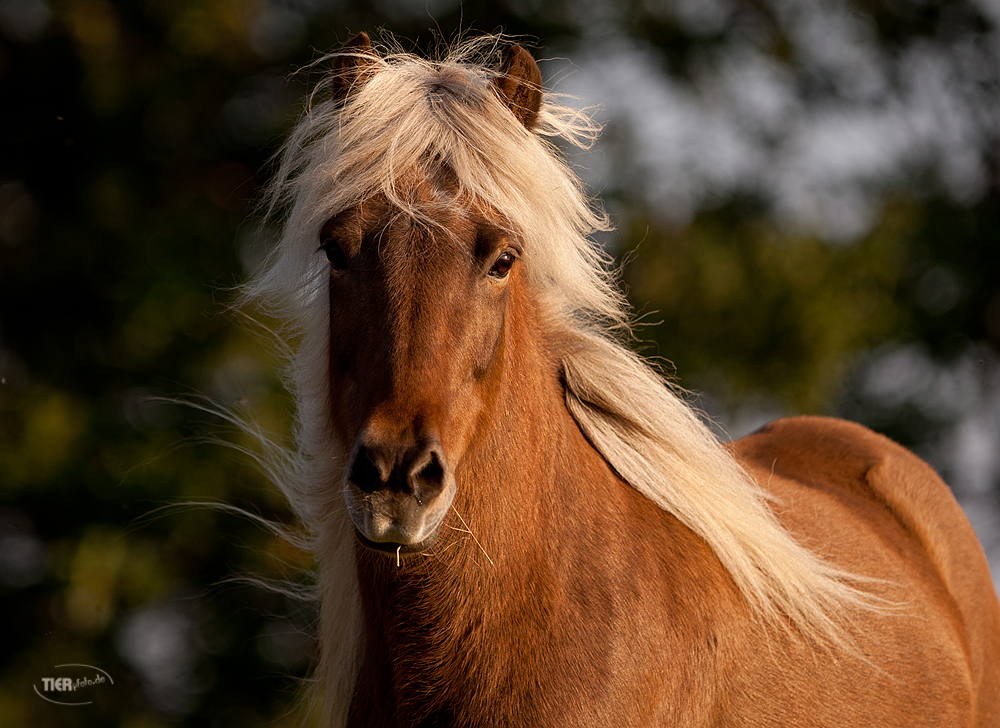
[278,40,616,317]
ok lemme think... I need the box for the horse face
[324,184,519,554]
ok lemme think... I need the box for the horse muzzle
[343,438,456,553]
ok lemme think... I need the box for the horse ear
[330,32,376,101]
[492,44,543,130]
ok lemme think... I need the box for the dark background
[1,0,998,725]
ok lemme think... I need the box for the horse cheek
[438,289,508,465]
[469,283,508,376]
[327,284,379,444]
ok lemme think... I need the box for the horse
[242,33,1000,727]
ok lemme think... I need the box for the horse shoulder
[730,415,1000,724]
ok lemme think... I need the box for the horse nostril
[410,450,446,502]
[349,446,384,493]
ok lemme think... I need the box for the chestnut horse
[244,34,1000,727]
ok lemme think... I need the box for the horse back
[731,416,1000,726]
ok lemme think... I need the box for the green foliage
[624,200,917,412]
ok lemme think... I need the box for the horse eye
[489,251,515,278]
[321,239,348,271]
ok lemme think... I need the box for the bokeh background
[1,0,998,725]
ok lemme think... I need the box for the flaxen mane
[241,35,873,724]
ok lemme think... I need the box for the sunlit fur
[241,36,881,726]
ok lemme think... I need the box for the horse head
[322,34,543,554]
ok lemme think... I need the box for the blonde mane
[241,35,872,727]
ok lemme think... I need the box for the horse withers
[243,33,1000,727]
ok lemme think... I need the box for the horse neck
[347,283,741,724]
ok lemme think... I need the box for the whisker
[452,508,494,567]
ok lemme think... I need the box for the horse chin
[353,527,440,555]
